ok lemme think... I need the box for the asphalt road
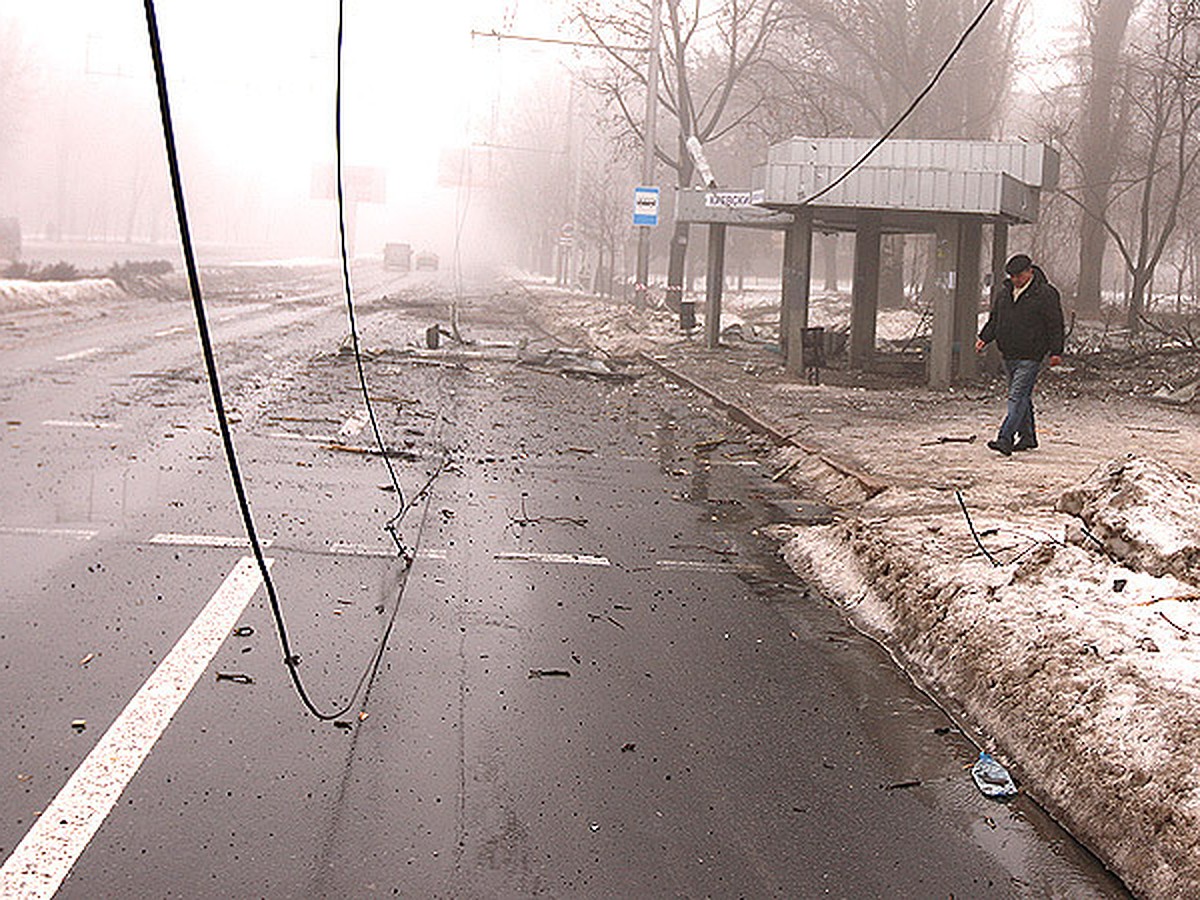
[0,267,1128,897]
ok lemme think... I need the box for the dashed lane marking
[41,420,122,430]
[0,556,270,900]
[494,551,611,567]
[148,533,273,549]
[53,347,103,362]
[0,525,99,541]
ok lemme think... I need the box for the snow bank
[0,277,127,311]
[1059,454,1200,584]
[783,513,1200,900]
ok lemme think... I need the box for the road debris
[322,442,421,461]
[918,434,978,446]
[971,752,1018,798]
[528,668,571,679]
[215,672,255,685]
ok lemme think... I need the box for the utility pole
[634,0,662,309]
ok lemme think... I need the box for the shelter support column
[929,218,959,389]
[849,212,881,371]
[954,219,983,381]
[782,211,813,377]
[705,224,727,349]
[991,222,1008,286]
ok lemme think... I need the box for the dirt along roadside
[517,276,1200,900]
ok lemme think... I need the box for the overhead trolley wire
[142,0,435,721]
[334,0,411,546]
[801,0,998,208]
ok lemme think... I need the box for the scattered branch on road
[322,442,422,462]
[588,612,626,629]
[1157,610,1200,637]
[507,497,589,530]
[919,435,978,447]
[528,668,572,678]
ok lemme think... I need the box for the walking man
[975,254,1065,456]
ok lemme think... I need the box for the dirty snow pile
[0,277,127,311]
[782,454,1200,899]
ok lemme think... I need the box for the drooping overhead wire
[333,0,409,539]
[801,0,998,207]
[142,0,428,721]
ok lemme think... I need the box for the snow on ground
[518,278,1200,899]
[0,278,127,311]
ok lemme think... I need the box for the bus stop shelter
[676,137,1059,388]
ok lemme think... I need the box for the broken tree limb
[322,442,421,461]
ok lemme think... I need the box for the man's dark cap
[1005,253,1033,276]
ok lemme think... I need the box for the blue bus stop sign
[633,186,660,226]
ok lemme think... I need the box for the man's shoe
[987,438,1013,456]
[1013,438,1038,451]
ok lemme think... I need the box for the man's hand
[975,338,987,354]
[1048,355,1063,367]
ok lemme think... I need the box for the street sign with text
[633,186,660,226]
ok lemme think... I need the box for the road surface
[0,266,1127,897]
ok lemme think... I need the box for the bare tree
[1061,0,1200,332]
[573,0,794,309]
[793,0,1022,306]
[1074,0,1142,319]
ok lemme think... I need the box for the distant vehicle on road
[415,251,439,272]
[0,218,20,262]
[383,242,412,272]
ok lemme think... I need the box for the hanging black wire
[142,0,424,721]
[801,0,998,207]
[333,0,411,549]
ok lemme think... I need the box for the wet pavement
[0,269,1128,897]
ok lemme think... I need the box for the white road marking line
[152,325,188,337]
[148,533,272,549]
[53,347,103,362]
[0,526,98,541]
[41,420,122,430]
[0,556,270,900]
[656,559,761,573]
[494,551,611,567]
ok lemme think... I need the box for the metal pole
[634,0,662,308]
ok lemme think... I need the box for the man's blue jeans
[998,358,1042,444]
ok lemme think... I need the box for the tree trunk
[1076,0,1137,319]
[666,220,689,311]
[1127,269,1148,334]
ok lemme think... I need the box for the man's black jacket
[979,265,1064,361]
